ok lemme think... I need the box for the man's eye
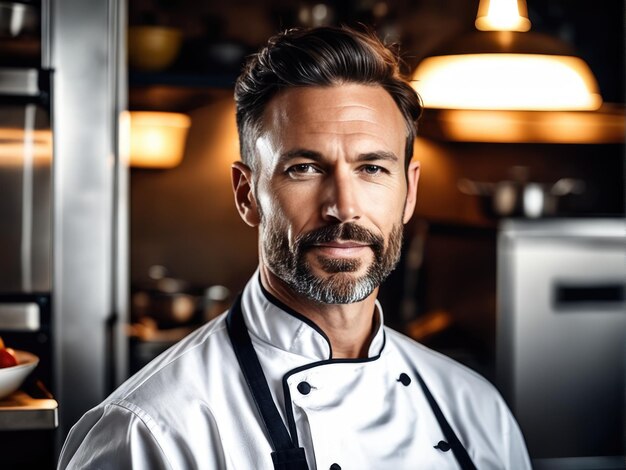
[287,163,318,174]
[361,165,386,175]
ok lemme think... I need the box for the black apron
[226,295,477,470]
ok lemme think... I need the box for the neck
[260,265,380,359]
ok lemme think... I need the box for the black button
[397,373,411,386]
[330,464,341,470]
[434,440,451,452]
[297,381,312,395]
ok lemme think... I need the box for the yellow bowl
[128,26,182,71]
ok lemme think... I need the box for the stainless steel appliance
[0,68,51,294]
[497,219,626,467]
[0,0,128,467]
[0,60,59,470]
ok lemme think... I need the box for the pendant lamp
[412,0,603,111]
[129,111,191,169]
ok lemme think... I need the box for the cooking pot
[458,170,585,219]
[131,266,198,328]
[132,290,197,327]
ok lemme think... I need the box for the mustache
[296,223,384,250]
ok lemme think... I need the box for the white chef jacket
[58,271,531,470]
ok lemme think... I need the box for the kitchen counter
[0,384,58,431]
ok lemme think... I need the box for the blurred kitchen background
[0,0,624,468]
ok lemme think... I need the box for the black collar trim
[257,273,334,360]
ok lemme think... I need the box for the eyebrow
[278,149,323,164]
[278,149,399,165]
[357,151,399,164]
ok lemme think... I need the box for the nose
[322,168,362,223]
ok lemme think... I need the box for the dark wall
[130,96,258,293]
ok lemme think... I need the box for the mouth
[309,240,372,257]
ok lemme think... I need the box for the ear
[402,159,420,224]
[232,162,261,227]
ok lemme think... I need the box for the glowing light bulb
[475,0,531,32]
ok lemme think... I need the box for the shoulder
[385,327,498,398]
[104,312,241,429]
[98,313,234,429]
[110,312,232,404]
[59,314,233,469]
[384,329,515,433]
[59,398,227,469]
[58,400,171,469]
[384,328,531,467]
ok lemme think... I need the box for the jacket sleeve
[58,403,173,470]
[503,411,533,470]
[57,401,227,470]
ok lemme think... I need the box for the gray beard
[262,220,403,304]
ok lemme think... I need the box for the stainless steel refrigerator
[497,219,626,468]
[0,0,128,466]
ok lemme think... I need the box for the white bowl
[0,350,39,399]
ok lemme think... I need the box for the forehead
[259,84,406,156]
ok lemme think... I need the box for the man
[59,27,531,469]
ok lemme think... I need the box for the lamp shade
[412,0,603,111]
[414,52,602,111]
[129,111,191,169]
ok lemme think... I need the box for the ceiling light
[412,0,602,111]
[129,112,191,169]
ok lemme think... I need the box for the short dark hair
[234,26,422,172]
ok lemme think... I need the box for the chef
[58,26,531,470]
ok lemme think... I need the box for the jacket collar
[240,269,386,361]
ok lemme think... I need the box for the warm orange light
[129,111,191,169]
[0,128,52,166]
[435,108,625,143]
[119,110,131,167]
[475,0,530,32]
[413,53,602,111]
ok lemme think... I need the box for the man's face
[235,84,419,304]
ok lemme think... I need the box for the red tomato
[0,348,18,368]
